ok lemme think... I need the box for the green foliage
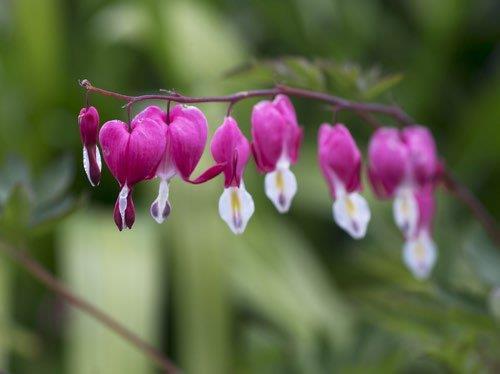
[0,155,82,243]
[228,57,403,100]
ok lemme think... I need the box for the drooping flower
[368,125,438,238]
[135,105,217,224]
[251,95,303,213]
[99,115,166,230]
[78,106,102,186]
[403,185,437,279]
[211,116,254,234]
[318,123,371,238]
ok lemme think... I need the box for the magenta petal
[126,117,166,184]
[134,105,168,125]
[78,106,99,146]
[168,105,208,180]
[318,123,362,197]
[211,117,250,187]
[415,184,435,234]
[273,95,298,127]
[401,125,438,186]
[251,101,287,172]
[187,163,226,184]
[368,127,409,198]
[99,120,130,185]
[113,188,135,231]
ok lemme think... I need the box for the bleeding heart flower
[211,116,254,234]
[134,104,212,224]
[403,185,437,279]
[318,123,371,239]
[78,106,102,186]
[368,125,438,238]
[251,95,303,213]
[99,115,166,230]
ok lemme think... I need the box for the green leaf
[0,154,31,205]
[363,73,403,100]
[0,184,33,242]
[35,154,74,206]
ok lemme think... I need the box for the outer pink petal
[134,105,168,126]
[251,101,287,172]
[211,117,250,187]
[99,120,130,185]
[126,118,166,185]
[415,184,435,234]
[368,128,409,198]
[169,105,208,180]
[401,125,438,186]
[318,123,361,196]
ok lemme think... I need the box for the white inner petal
[218,182,255,234]
[264,166,297,213]
[82,146,102,187]
[118,184,130,230]
[403,231,437,280]
[150,179,171,224]
[82,146,91,185]
[332,192,371,239]
[393,187,418,238]
[96,146,102,172]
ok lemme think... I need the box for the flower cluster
[78,95,440,279]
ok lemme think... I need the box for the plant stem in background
[80,79,500,248]
[0,241,179,374]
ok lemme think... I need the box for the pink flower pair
[98,104,217,230]
[368,126,439,278]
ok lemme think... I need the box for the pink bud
[368,128,409,199]
[211,116,250,187]
[99,116,166,230]
[318,123,370,239]
[318,123,362,198]
[78,106,102,186]
[251,95,302,172]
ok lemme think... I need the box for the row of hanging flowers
[78,91,440,279]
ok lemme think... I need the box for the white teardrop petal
[118,184,130,230]
[403,231,437,280]
[82,146,92,185]
[332,192,371,239]
[393,188,418,238]
[150,179,171,224]
[264,167,297,213]
[218,183,255,234]
[82,146,102,187]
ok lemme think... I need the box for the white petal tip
[394,188,418,238]
[265,167,297,214]
[219,185,255,235]
[403,232,437,280]
[333,192,371,239]
[150,179,171,224]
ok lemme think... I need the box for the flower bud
[78,106,102,186]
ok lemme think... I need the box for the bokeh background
[0,0,500,373]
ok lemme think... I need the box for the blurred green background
[0,0,499,373]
